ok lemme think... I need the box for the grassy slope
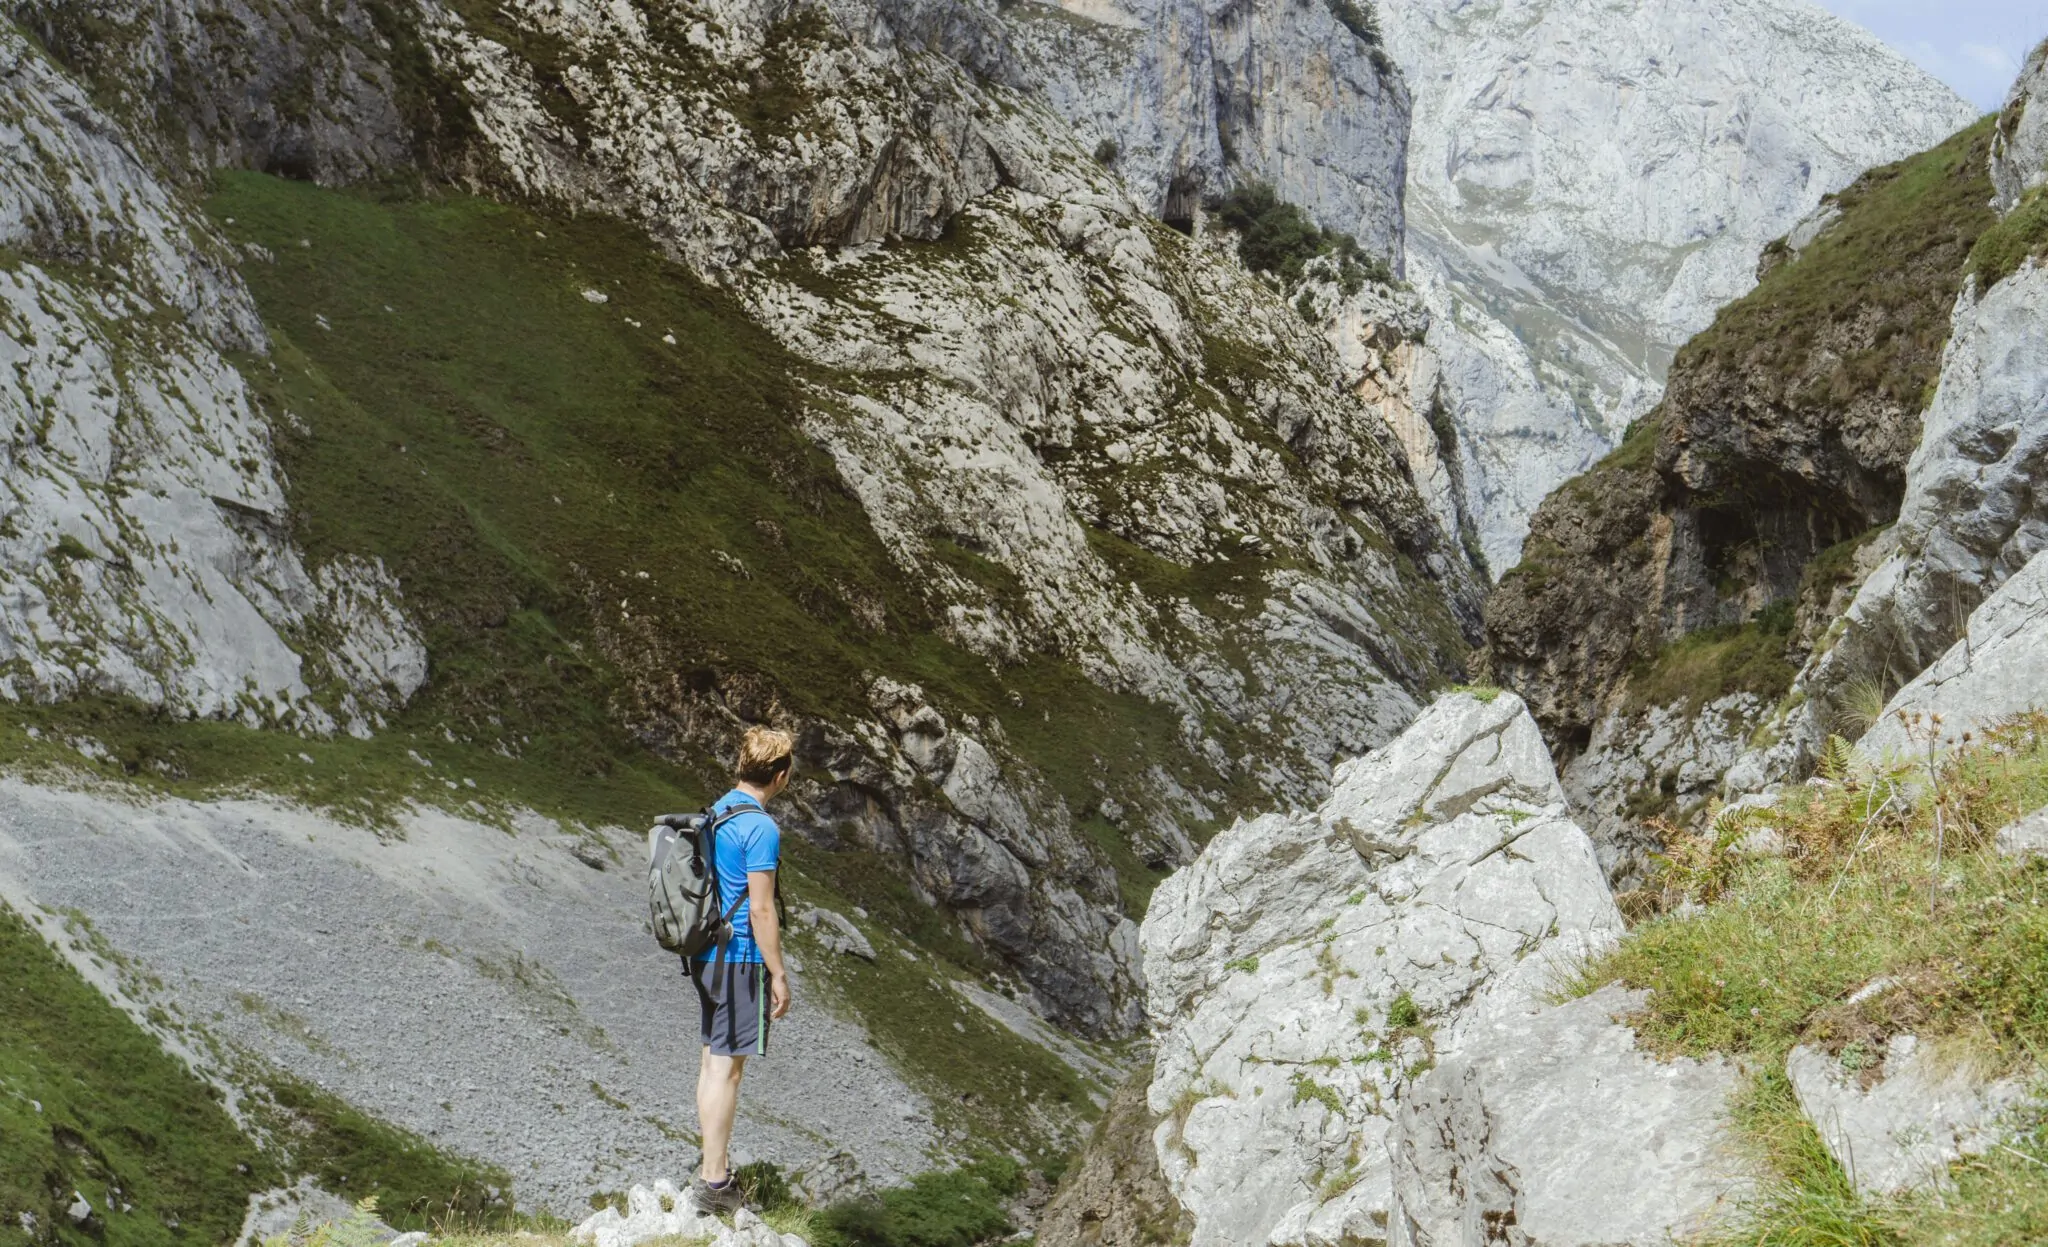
[0,902,519,1247]
[205,171,1211,906]
[3,171,1116,1165]
[1571,718,2048,1244]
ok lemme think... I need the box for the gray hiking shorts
[687,957,771,1057]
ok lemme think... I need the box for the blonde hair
[735,726,795,785]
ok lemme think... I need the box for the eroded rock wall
[0,24,424,729]
[1380,0,1979,573]
[1068,691,1748,1247]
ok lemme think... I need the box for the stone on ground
[1389,984,1746,1247]
[1787,1037,2027,1196]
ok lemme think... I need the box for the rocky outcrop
[1561,693,1768,885]
[1787,1036,2026,1197]
[1380,0,1978,573]
[1855,548,2048,762]
[0,24,425,729]
[1392,984,1746,1247]
[10,0,440,184]
[1730,161,2048,786]
[1037,1063,1191,1247]
[1130,691,1746,1247]
[571,1182,778,1247]
[1484,117,2004,866]
[1993,39,2048,214]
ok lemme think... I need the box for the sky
[1814,0,2045,110]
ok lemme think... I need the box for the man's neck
[733,781,772,804]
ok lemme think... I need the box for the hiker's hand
[771,974,792,1020]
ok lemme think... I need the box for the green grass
[1967,186,2048,290]
[0,903,271,1247]
[1684,117,1997,414]
[1568,715,2048,1244]
[1624,602,1799,714]
[813,1155,1022,1247]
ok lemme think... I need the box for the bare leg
[697,1047,747,1183]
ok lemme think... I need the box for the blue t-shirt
[694,789,780,964]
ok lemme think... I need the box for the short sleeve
[742,816,780,874]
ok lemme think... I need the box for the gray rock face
[1391,984,1746,1247]
[1736,261,2048,783]
[1138,692,1631,1247]
[1996,806,2048,858]
[0,24,425,729]
[1379,0,1979,571]
[1562,694,1769,886]
[1014,0,1409,261]
[1856,547,2048,762]
[1992,38,2048,214]
[10,0,425,185]
[1787,1036,2026,1197]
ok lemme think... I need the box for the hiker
[688,726,795,1214]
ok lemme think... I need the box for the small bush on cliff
[1209,183,1390,292]
[1968,186,2048,290]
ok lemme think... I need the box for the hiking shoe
[689,1176,744,1217]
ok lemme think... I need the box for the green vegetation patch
[1623,601,1798,714]
[252,1076,513,1231]
[1568,715,2048,1243]
[813,1156,1023,1247]
[1967,186,2048,291]
[1209,183,1390,293]
[1683,117,1997,415]
[0,904,270,1247]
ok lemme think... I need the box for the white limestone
[1788,1036,2027,1196]
[1380,0,1979,570]
[1138,692,1636,1247]
[1391,984,1747,1247]
[0,26,424,728]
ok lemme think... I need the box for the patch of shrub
[1325,0,1380,44]
[814,1157,1022,1247]
[1208,182,1391,293]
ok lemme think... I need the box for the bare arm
[748,870,791,1018]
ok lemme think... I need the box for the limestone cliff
[1041,691,1750,1247]
[1481,115,2005,880]
[1,0,1480,1055]
[1380,0,1978,573]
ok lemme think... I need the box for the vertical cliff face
[0,19,425,729]
[1378,0,1980,574]
[1482,116,2002,881]
[1014,0,1409,261]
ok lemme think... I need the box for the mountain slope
[1380,0,1981,572]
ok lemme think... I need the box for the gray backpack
[646,801,759,957]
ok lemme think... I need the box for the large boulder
[1138,691,1629,1247]
[1390,985,1747,1247]
[1856,547,2048,760]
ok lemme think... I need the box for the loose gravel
[0,777,935,1215]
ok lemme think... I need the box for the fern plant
[263,1197,389,1247]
